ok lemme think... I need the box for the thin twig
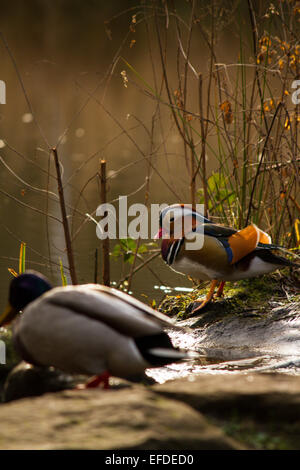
[117,251,160,287]
[100,160,110,286]
[245,102,283,225]
[52,147,78,285]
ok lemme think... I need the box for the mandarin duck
[0,271,188,388]
[156,204,299,313]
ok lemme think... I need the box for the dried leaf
[220,100,233,124]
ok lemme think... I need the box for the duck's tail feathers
[148,348,188,361]
[258,243,300,267]
[274,246,300,262]
[277,249,300,267]
[135,332,189,366]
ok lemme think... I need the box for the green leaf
[111,244,122,259]
[199,172,236,211]
[110,238,149,264]
[121,238,137,251]
[138,244,148,254]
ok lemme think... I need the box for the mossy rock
[159,271,300,325]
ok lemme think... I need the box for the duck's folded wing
[91,286,182,329]
[45,286,181,339]
[203,223,273,264]
[202,223,237,238]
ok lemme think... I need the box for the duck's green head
[0,271,52,327]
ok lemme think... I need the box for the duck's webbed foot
[190,279,219,314]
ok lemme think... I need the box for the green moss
[159,271,300,323]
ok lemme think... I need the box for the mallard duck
[0,271,187,388]
[156,204,299,312]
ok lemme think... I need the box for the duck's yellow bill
[0,304,16,327]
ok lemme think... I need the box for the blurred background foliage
[0,0,298,308]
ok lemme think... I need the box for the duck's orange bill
[228,225,260,264]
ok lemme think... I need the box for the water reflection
[146,329,300,384]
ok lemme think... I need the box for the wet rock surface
[188,301,300,356]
